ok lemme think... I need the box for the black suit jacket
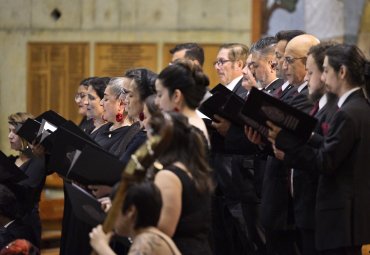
[263,78,284,94]
[277,94,338,229]
[209,78,259,203]
[281,90,370,250]
[260,82,313,230]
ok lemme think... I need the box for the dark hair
[326,44,368,88]
[149,112,213,194]
[219,43,249,66]
[122,182,162,229]
[158,60,209,109]
[88,77,110,99]
[144,95,160,116]
[0,185,18,219]
[250,36,277,56]
[307,42,338,72]
[275,30,305,42]
[79,77,97,88]
[170,43,205,66]
[124,68,157,101]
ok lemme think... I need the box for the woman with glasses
[75,77,96,134]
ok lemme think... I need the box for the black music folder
[240,87,317,141]
[65,182,106,226]
[66,145,124,186]
[0,151,27,183]
[47,121,99,177]
[198,84,245,126]
[31,110,66,151]
[15,118,41,144]
[35,110,67,127]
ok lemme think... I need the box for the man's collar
[297,81,308,93]
[226,75,243,91]
[337,87,361,108]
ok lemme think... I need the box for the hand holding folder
[16,110,67,151]
[240,87,317,142]
[198,84,245,126]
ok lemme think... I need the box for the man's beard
[309,85,326,103]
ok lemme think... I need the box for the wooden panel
[162,43,221,88]
[252,0,263,43]
[27,43,90,124]
[95,43,158,76]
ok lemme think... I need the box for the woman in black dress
[60,77,111,255]
[89,69,158,196]
[150,112,213,255]
[6,112,46,248]
[85,77,110,139]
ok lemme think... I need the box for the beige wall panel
[178,0,228,29]
[93,0,120,29]
[0,0,31,29]
[229,0,252,31]
[119,0,137,29]
[31,0,82,29]
[136,0,178,29]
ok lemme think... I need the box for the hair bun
[193,68,210,88]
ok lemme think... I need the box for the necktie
[309,102,319,116]
[273,86,283,98]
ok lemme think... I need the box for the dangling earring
[139,112,145,121]
[174,107,179,112]
[116,112,124,122]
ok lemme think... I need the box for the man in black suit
[270,44,370,255]
[247,34,319,255]
[0,184,36,250]
[272,42,338,255]
[209,43,263,255]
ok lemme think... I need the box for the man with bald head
[282,34,320,111]
[273,30,305,99]
[255,34,319,255]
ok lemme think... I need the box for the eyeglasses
[283,56,306,65]
[213,59,232,66]
[74,93,86,102]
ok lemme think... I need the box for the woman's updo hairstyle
[89,77,111,99]
[158,59,209,109]
[124,68,157,101]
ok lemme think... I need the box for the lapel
[264,78,284,94]
[340,89,364,108]
[232,78,248,100]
